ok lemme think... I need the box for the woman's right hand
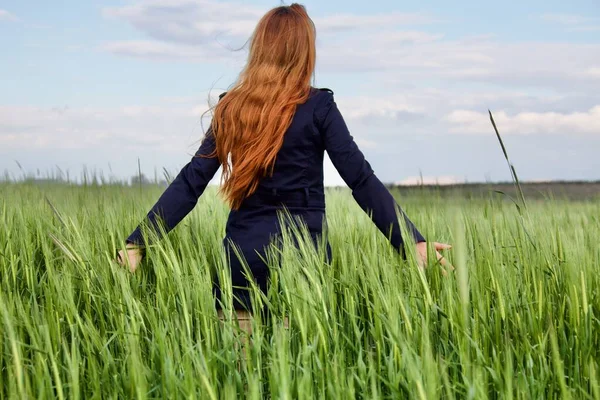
[415,241,454,275]
[116,247,144,273]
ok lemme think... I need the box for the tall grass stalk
[489,110,527,213]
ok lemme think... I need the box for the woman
[117,3,451,317]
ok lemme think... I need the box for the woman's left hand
[116,247,144,273]
[415,241,454,275]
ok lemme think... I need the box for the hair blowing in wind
[209,3,316,210]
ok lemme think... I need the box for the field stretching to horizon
[1,180,599,399]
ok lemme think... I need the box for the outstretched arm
[317,91,425,255]
[125,129,221,248]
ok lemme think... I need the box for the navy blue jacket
[127,88,425,309]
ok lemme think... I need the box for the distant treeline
[2,174,599,200]
[386,181,600,201]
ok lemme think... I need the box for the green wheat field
[1,182,599,399]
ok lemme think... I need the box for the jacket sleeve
[126,128,221,246]
[316,91,426,254]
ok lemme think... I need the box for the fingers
[128,263,137,273]
[115,250,125,265]
[415,242,455,275]
[434,242,452,251]
[114,249,140,272]
[416,242,454,270]
[432,243,454,272]
[436,251,455,272]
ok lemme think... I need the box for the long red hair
[209,3,316,210]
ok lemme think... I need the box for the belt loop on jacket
[303,187,309,206]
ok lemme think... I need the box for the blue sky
[1,0,599,185]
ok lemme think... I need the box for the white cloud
[103,0,261,47]
[101,40,230,62]
[3,87,597,176]
[329,89,600,134]
[0,9,18,22]
[101,2,600,93]
[0,95,390,153]
[100,0,443,65]
[571,26,600,32]
[0,100,217,152]
[587,67,600,78]
[0,97,381,185]
[355,139,378,149]
[446,106,600,135]
[320,38,600,90]
[541,13,600,32]
[0,92,405,153]
[315,12,438,32]
[541,14,594,25]
[336,96,424,121]
[3,92,599,183]
[103,0,437,45]
[395,176,464,186]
